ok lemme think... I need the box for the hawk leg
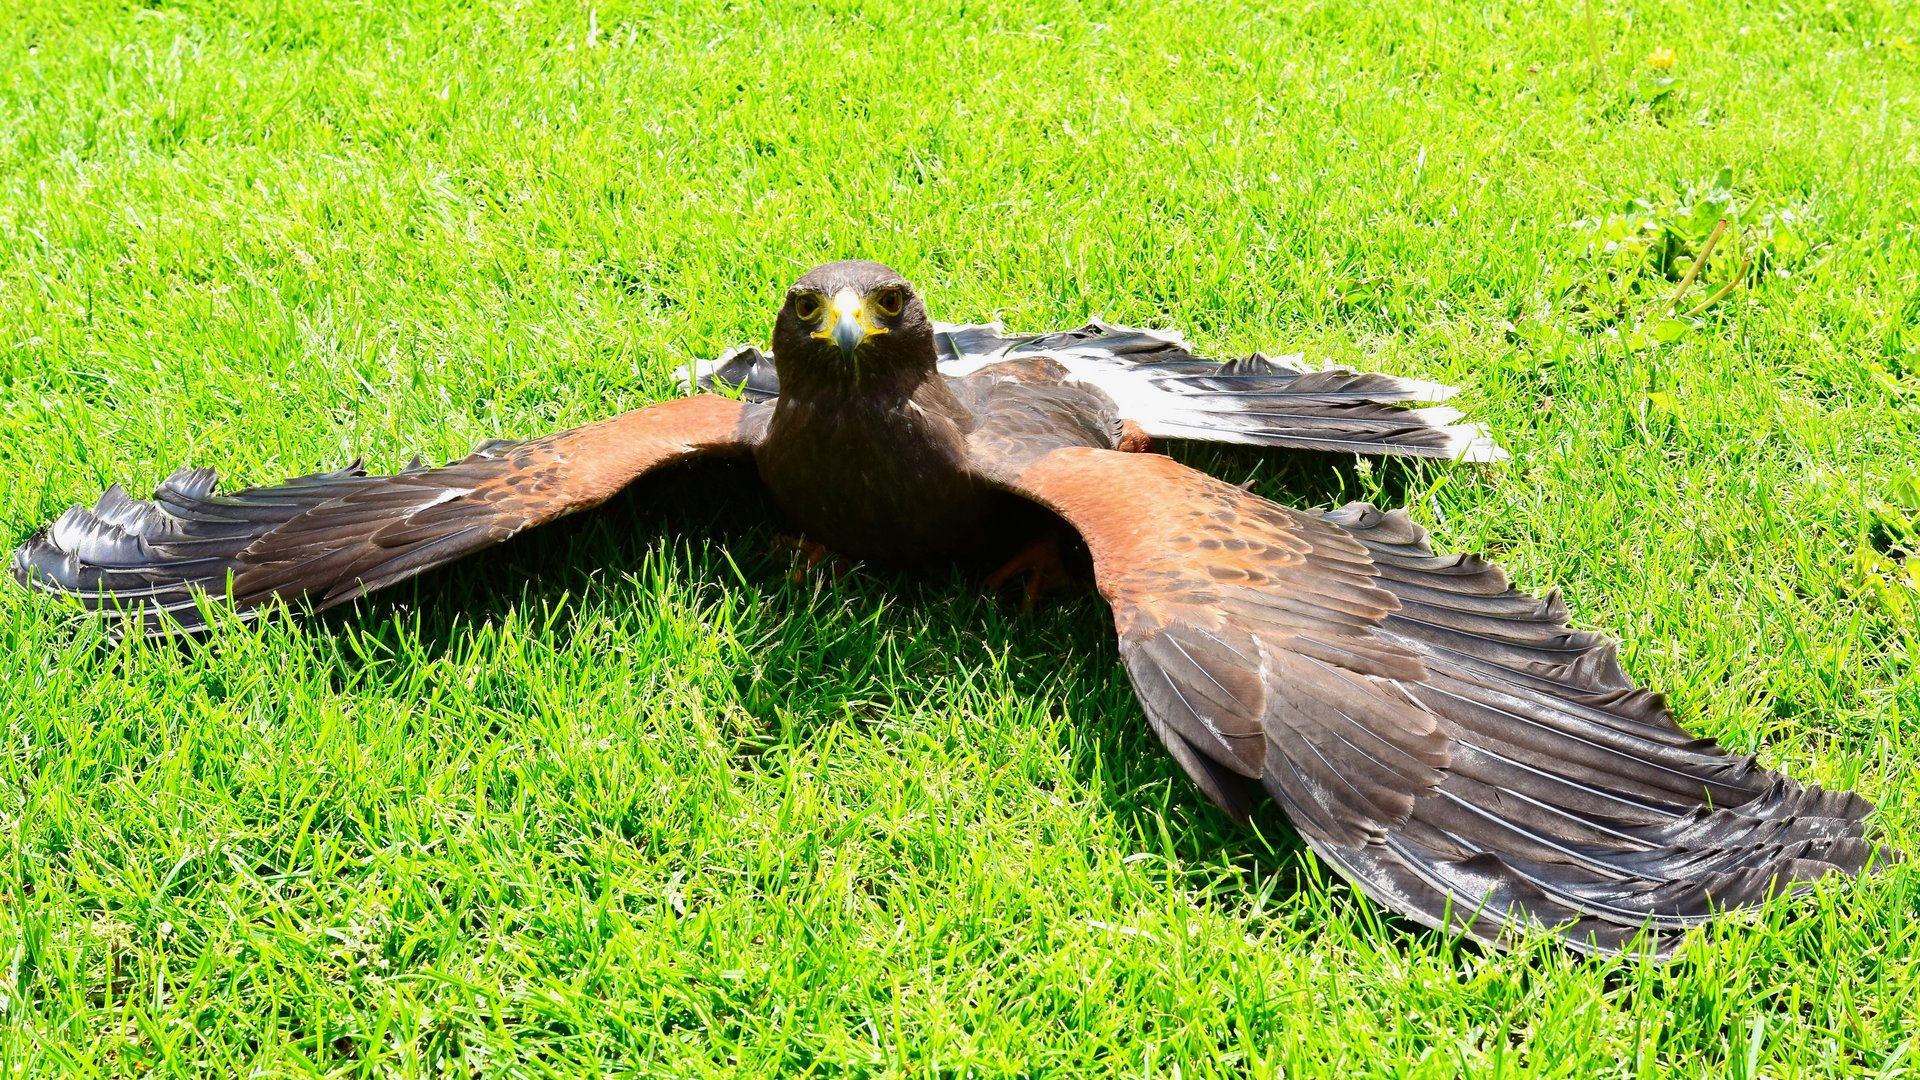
[775,534,853,584]
[985,531,1071,611]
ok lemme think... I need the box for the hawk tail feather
[681,322,1506,462]
[938,321,1505,462]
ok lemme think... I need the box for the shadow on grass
[1163,439,1436,512]
[308,456,785,639]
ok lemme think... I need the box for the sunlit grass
[2,0,1917,1073]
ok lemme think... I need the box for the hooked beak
[822,288,872,360]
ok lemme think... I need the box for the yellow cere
[809,287,890,350]
[830,288,863,328]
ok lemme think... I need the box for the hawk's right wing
[13,396,765,636]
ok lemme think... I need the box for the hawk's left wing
[972,440,1891,956]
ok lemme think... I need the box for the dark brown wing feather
[976,445,1450,848]
[973,442,1892,955]
[1308,503,1889,955]
[13,396,765,636]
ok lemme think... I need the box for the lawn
[2,0,1918,1073]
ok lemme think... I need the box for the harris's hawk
[11,260,1894,956]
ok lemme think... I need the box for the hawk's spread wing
[973,442,1889,955]
[13,396,765,636]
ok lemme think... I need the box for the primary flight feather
[11,259,1893,957]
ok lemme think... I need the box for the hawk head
[772,260,935,389]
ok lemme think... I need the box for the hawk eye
[873,287,905,317]
[794,294,822,322]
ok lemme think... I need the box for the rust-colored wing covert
[975,443,1891,955]
[978,446,1451,844]
[13,396,764,636]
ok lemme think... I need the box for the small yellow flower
[1647,46,1676,70]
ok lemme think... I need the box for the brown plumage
[10,259,1895,957]
[12,396,762,635]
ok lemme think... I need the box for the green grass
[2,0,1919,1073]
